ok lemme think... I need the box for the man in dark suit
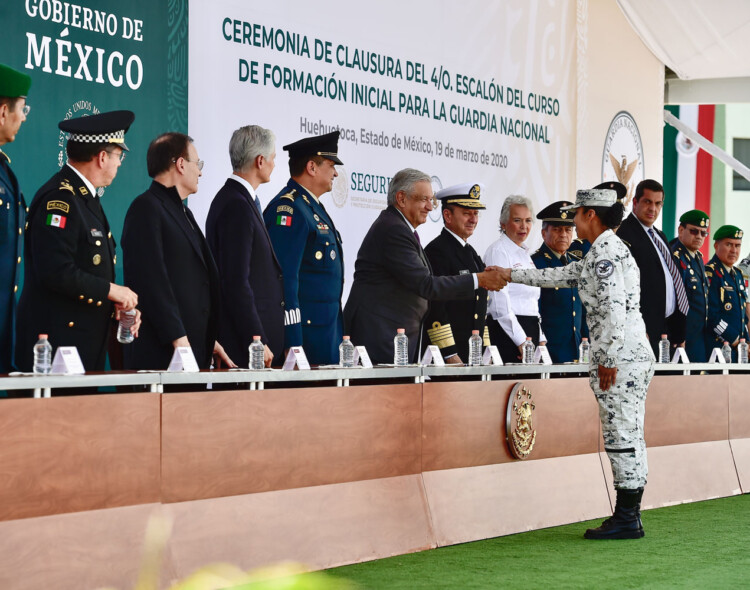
[206,125,283,367]
[344,168,506,364]
[16,110,140,371]
[0,64,31,373]
[423,182,489,364]
[616,179,688,355]
[531,201,588,363]
[264,131,344,365]
[122,132,234,370]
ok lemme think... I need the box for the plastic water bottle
[658,334,671,363]
[521,337,535,364]
[394,328,409,366]
[116,309,136,344]
[468,330,483,366]
[33,334,52,374]
[738,339,748,364]
[578,337,590,364]
[722,341,732,363]
[249,335,265,369]
[339,335,355,367]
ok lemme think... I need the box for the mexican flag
[663,104,725,258]
[276,215,292,226]
[46,213,67,228]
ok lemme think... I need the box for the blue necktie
[254,195,262,215]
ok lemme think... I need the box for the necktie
[648,228,690,315]
[254,195,262,215]
[414,230,420,245]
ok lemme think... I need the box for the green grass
[327,494,750,589]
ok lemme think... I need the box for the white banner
[188,0,576,300]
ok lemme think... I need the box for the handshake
[477,266,512,291]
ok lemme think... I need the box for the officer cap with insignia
[713,225,743,241]
[59,110,135,151]
[537,200,575,225]
[435,182,486,210]
[593,181,627,201]
[283,130,343,165]
[679,209,710,228]
[0,63,32,98]
[561,188,617,211]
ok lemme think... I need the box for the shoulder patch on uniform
[595,259,614,278]
[280,189,297,202]
[47,200,70,214]
[59,180,75,194]
[276,204,294,215]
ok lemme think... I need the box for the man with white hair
[206,125,283,367]
[344,168,506,364]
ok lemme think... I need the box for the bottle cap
[526,336,532,341]
[397,328,405,334]
[252,335,261,340]
[343,335,351,340]
[38,333,48,339]
[661,334,667,338]
[472,330,479,335]
[742,339,747,343]
[582,337,588,341]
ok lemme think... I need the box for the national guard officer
[569,182,626,258]
[423,182,489,364]
[0,64,31,373]
[705,225,748,361]
[532,201,588,363]
[263,131,344,365]
[16,111,139,372]
[669,209,711,362]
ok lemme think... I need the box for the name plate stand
[168,347,200,372]
[283,346,311,371]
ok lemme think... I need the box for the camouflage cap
[560,189,617,211]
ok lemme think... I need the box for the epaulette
[568,250,582,261]
[621,239,632,249]
[59,179,75,194]
[280,189,297,202]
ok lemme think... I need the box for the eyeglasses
[21,105,30,116]
[104,149,126,162]
[173,157,204,171]
[687,228,709,237]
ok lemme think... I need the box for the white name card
[671,347,690,364]
[168,346,200,372]
[283,346,311,371]
[420,345,445,366]
[482,345,503,366]
[50,346,85,375]
[353,346,373,368]
[533,345,553,365]
[708,347,727,364]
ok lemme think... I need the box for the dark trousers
[488,315,541,363]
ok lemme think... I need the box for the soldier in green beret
[0,64,31,373]
[705,225,748,360]
[669,210,711,361]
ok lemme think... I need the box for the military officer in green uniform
[423,182,490,363]
[705,225,748,361]
[669,210,711,362]
[16,111,140,371]
[263,131,344,365]
[0,64,31,373]
[532,201,588,363]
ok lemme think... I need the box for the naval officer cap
[713,225,743,241]
[283,130,343,165]
[435,182,486,209]
[561,188,618,211]
[593,181,627,201]
[0,64,32,98]
[58,109,135,151]
[537,201,575,225]
[679,209,710,228]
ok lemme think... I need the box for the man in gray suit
[344,168,506,364]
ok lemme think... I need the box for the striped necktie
[648,228,689,315]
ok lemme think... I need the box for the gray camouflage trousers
[589,361,655,489]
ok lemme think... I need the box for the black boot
[584,488,644,540]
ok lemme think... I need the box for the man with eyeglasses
[122,132,235,371]
[344,169,506,365]
[16,110,141,372]
[0,64,31,374]
[669,210,711,362]
[616,179,687,357]
[263,131,345,365]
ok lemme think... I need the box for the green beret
[713,225,743,241]
[0,64,31,98]
[679,209,709,228]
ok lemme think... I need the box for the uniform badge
[459,269,470,275]
[79,186,89,195]
[59,180,75,194]
[276,204,294,215]
[301,194,310,204]
[595,259,614,278]
[91,228,104,237]
[317,222,329,232]
[725,302,733,311]
[330,250,336,260]
[280,190,296,202]
[45,213,67,228]
[506,383,537,460]
[313,214,320,221]
[47,200,70,214]
[93,254,102,265]
[315,251,323,260]
[276,215,292,227]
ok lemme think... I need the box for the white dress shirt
[484,232,545,346]
[636,217,676,317]
[231,173,259,207]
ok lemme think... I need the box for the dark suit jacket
[343,206,475,364]
[122,181,219,370]
[206,178,285,366]
[423,228,487,361]
[616,212,686,351]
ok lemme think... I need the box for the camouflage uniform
[513,229,655,489]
